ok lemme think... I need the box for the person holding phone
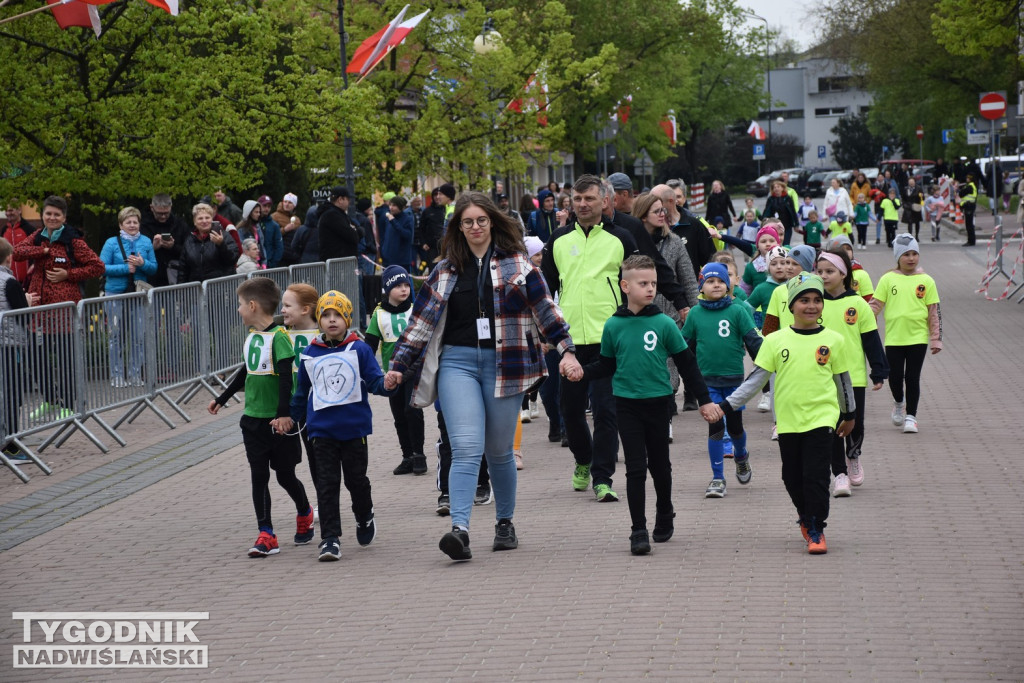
[140,193,189,286]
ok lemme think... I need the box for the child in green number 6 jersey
[365,265,426,476]
[209,278,314,558]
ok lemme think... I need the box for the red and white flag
[506,73,548,126]
[142,0,179,15]
[48,0,102,37]
[613,95,633,124]
[747,120,767,140]
[660,112,677,146]
[347,6,430,77]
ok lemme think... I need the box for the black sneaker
[393,458,414,475]
[652,512,675,543]
[547,423,561,442]
[474,484,492,505]
[435,494,451,516]
[682,399,699,412]
[318,537,341,561]
[560,431,569,447]
[492,518,518,551]
[356,514,376,546]
[735,457,752,485]
[439,527,472,561]
[630,529,651,555]
[411,454,428,475]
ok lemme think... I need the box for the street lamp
[745,12,771,168]
[474,18,501,54]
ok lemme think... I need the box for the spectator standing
[256,195,284,268]
[178,203,236,283]
[381,196,415,271]
[1,202,32,285]
[318,186,361,262]
[139,194,190,286]
[212,189,243,225]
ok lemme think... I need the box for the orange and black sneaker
[807,529,827,555]
[798,519,810,542]
[295,507,315,545]
[248,530,280,557]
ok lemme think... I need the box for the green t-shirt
[765,278,795,330]
[599,310,687,399]
[754,326,848,433]
[731,286,748,303]
[853,203,872,224]
[851,266,874,299]
[682,302,757,380]
[288,328,319,373]
[747,279,781,314]
[742,260,769,292]
[804,221,825,245]
[242,326,295,418]
[873,271,939,346]
[365,304,412,369]
[821,295,877,387]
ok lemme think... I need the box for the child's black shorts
[240,415,302,470]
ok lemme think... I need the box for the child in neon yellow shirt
[870,234,942,434]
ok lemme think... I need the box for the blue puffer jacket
[380,208,415,268]
[99,234,158,293]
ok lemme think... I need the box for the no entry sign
[979,92,1007,121]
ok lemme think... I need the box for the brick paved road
[1,240,1022,681]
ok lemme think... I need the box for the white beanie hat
[893,233,920,263]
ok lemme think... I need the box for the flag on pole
[347,6,431,77]
[614,95,633,124]
[747,120,767,140]
[506,74,549,126]
[659,112,677,146]
[48,0,102,37]
[142,0,179,15]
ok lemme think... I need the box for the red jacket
[1,220,32,284]
[13,225,105,332]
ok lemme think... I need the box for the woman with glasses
[386,192,579,561]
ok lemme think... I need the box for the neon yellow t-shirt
[821,295,877,387]
[873,271,939,346]
[829,220,854,239]
[755,327,848,433]
[851,267,874,299]
[765,279,795,330]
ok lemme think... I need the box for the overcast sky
[739,0,821,54]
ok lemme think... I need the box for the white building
[755,56,873,169]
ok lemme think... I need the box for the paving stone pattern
[0,240,1022,681]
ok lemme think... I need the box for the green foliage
[932,0,1022,70]
[830,113,905,168]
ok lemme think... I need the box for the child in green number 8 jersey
[209,278,314,558]
[365,265,426,476]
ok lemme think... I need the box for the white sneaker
[770,424,778,441]
[668,420,674,443]
[529,401,539,419]
[832,473,852,497]
[891,401,905,426]
[520,409,531,424]
[903,415,918,433]
[757,393,771,412]
[847,458,864,486]
[313,506,319,523]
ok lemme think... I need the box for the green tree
[830,113,905,168]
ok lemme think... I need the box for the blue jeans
[104,299,145,383]
[437,345,522,529]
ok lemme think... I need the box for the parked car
[805,170,839,197]
[746,167,810,197]
[878,159,936,186]
[745,173,773,197]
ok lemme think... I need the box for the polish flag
[660,112,677,146]
[747,120,767,140]
[142,0,179,15]
[614,95,633,124]
[48,0,102,37]
[347,6,430,77]
[506,74,549,126]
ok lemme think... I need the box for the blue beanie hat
[698,262,730,290]
[381,265,412,296]
[790,244,817,274]
[537,189,554,204]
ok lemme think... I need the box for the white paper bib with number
[244,332,276,376]
[374,309,410,343]
[288,329,319,372]
[304,348,361,411]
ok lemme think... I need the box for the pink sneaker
[847,458,864,486]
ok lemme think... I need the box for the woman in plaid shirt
[387,191,579,561]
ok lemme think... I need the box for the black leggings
[778,426,833,530]
[855,223,869,246]
[616,396,673,531]
[886,344,927,416]
[831,386,866,475]
[241,416,309,532]
[389,381,424,458]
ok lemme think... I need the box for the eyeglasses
[650,208,667,215]
[460,216,491,229]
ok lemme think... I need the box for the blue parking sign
[942,129,955,144]
[817,145,826,158]
[752,144,765,160]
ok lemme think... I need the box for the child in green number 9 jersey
[365,265,426,476]
[718,274,856,555]
[208,278,314,558]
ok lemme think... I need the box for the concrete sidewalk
[1,242,1022,681]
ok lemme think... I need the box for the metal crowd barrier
[1,258,359,482]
